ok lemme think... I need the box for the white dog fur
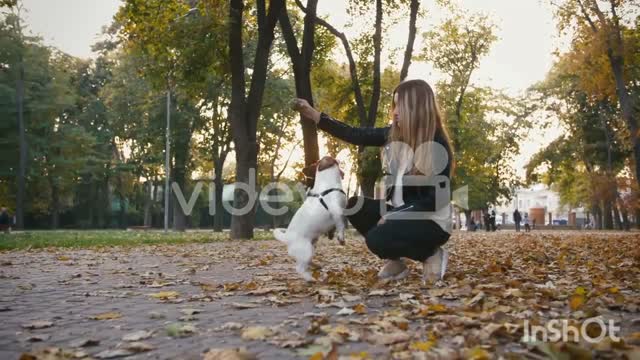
[273,157,346,281]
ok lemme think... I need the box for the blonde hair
[387,79,454,177]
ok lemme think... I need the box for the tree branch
[295,0,367,125]
[577,0,599,32]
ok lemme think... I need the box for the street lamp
[164,7,198,233]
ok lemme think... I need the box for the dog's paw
[337,232,345,245]
[301,272,315,282]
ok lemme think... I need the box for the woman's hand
[377,217,386,225]
[291,98,321,124]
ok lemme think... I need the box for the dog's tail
[273,228,290,243]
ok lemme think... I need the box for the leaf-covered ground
[1,230,639,359]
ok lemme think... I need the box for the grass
[0,229,274,251]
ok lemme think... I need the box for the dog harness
[306,188,346,211]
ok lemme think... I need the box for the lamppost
[164,90,171,233]
[164,7,197,234]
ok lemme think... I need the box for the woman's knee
[364,227,389,258]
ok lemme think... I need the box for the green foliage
[421,4,527,209]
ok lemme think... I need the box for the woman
[293,79,454,283]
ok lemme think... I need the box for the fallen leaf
[22,320,54,329]
[241,326,273,341]
[27,334,50,342]
[90,312,122,320]
[149,291,180,300]
[353,303,367,314]
[465,346,490,360]
[166,323,196,337]
[95,349,135,359]
[336,307,355,316]
[569,294,585,311]
[217,322,244,331]
[366,331,410,345]
[122,330,153,342]
[410,340,435,352]
[203,348,257,360]
[230,302,259,309]
[122,341,154,352]
[68,338,100,348]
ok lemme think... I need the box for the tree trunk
[229,0,284,239]
[400,0,419,81]
[143,181,152,227]
[119,192,127,229]
[359,175,377,197]
[279,0,320,186]
[605,35,640,189]
[603,200,613,230]
[595,203,603,230]
[50,180,60,230]
[464,209,472,229]
[612,203,622,230]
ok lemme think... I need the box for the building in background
[494,184,587,227]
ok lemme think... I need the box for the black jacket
[318,112,452,214]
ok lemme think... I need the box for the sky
[18,0,566,180]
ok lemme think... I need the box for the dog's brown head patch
[301,156,344,187]
[317,156,344,178]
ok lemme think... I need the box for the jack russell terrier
[273,156,347,281]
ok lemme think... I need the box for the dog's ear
[302,161,318,178]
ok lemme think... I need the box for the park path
[1,231,639,359]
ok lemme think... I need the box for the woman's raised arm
[292,98,389,147]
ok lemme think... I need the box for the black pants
[346,196,450,262]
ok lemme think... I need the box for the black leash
[306,188,346,211]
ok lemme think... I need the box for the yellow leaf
[149,291,180,300]
[241,326,273,340]
[574,286,587,295]
[410,340,435,352]
[465,346,490,360]
[309,352,324,360]
[353,303,367,314]
[607,287,619,294]
[349,352,369,359]
[569,294,585,310]
[91,311,122,320]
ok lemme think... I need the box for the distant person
[468,217,477,232]
[490,210,497,231]
[0,207,11,234]
[483,212,491,232]
[532,218,537,230]
[513,209,522,232]
[524,214,531,232]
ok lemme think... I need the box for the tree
[420,7,532,227]
[297,0,424,196]
[116,0,229,231]
[527,55,631,230]
[0,3,27,228]
[552,0,640,189]
[228,0,285,239]
[277,0,320,184]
